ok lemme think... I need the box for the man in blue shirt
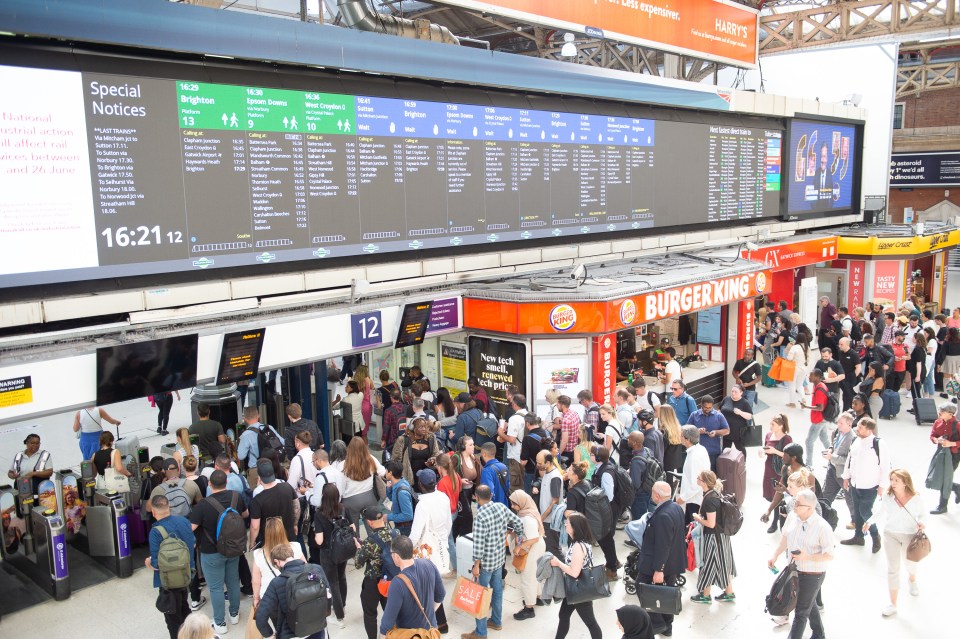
[686,394,729,471]
[236,406,283,484]
[380,535,446,636]
[666,380,698,426]
[478,442,509,507]
[384,460,415,535]
[146,494,196,639]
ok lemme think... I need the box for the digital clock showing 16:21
[100,225,184,248]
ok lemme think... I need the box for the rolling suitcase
[716,446,746,506]
[761,364,777,388]
[913,397,938,425]
[456,533,474,577]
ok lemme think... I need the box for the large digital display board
[0,59,783,289]
[783,116,862,219]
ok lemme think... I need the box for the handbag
[373,472,387,502]
[894,495,932,562]
[511,542,529,572]
[104,467,131,493]
[155,588,178,615]
[387,575,442,639]
[769,357,796,382]
[245,603,261,639]
[562,542,611,605]
[638,582,682,616]
[450,575,493,619]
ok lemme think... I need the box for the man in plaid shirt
[464,485,523,639]
[556,395,581,466]
[577,389,601,442]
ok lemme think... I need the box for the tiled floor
[3,281,960,638]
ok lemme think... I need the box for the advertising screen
[784,117,862,219]
[0,56,783,289]
[96,334,199,406]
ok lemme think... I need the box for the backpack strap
[396,573,436,630]
[156,525,169,540]
[35,450,50,472]
[13,452,23,475]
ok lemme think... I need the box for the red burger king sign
[549,304,577,331]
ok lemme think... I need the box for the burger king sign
[549,304,577,331]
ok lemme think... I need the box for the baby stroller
[622,512,686,595]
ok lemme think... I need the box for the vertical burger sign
[591,333,617,406]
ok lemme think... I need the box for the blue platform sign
[351,311,383,349]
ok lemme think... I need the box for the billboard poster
[533,354,589,421]
[468,337,527,417]
[890,152,960,187]
[440,341,468,398]
[874,260,900,305]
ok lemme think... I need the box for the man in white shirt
[7,432,53,494]
[498,394,528,494]
[662,347,683,388]
[615,389,635,432]
[309,449,344,508]
[287,430,317,495]
[903,315,922,353]
[840,417,891,554]
[838,306,853,336]
[631,377,661,421]
[676,425,711,526]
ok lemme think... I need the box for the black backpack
[526,430,553,453]
[254,424,283,458]
[330,516,358,563]
[284,563,330,637]
[818,384,840,422]
[611,465,636,519]
[583,485,613,540]
[818,498,839,530]
[765,562,799,616]
[204,493,246,558]
[716,494,744,536]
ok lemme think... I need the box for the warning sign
[0,376,33,408]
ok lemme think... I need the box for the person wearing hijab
[508,489,547,620]
[616,605,654,639]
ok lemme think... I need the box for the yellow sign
[837,230,960,257]
[0,376,33,408]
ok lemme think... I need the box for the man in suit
[812,142,834,210]
[637,481,686,637]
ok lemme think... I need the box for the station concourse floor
[2,307,960,638]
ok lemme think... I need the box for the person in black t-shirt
[837,337,862,411]
[188,403,225,462]
[814,347,845,403]
[718,384,752,453]
[248,459,298,548]
[732,349,761,407]
[520,413,549,494]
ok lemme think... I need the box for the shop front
[833,227,960,312]
[461,258,771,416]
[741,235,839,312]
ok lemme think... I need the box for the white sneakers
[336,618,347,629]
[229,612,240,625]
[189,596,207,611]
[212,622,228,634]
[882,604,897,617]
[909,581,920,596]
[771,615,790,626]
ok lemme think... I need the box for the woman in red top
[929,403,960,514]
[436,453,461,576]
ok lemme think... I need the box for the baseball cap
[894,330,905,337]
[416,468,437,488]
[361,507,383,521]
[257,458,276,482]
[455,392,472,403]
[162,458,180,472]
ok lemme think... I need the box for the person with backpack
[237,406,283,488]
[690,471,737,605]
[249,459,299,550]
[409,470,452,626]
[498,393,528,492]
[626,432,662,521]
[255,543,332,639]
[801,369,836,461]
[251,517,305,613]
[479,442,510,507]
[589,445,621,582]
[666,380,697,427]
[188,469,248,634]
[149,458,203,517]
[384,461,416,536]
[392,417,442,487]
[355,507,398,639]
[677,426,712,526]
[452,392,484,447]
[521,414,550,494]
[535,450,565,559]
[766,489,834,637]
[841,417,891,554]
[147,494,196,639]
[283,403,322,461]
[822,412,857,530]
[313,482,356,629]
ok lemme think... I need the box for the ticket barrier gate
[30,508,70,600]
[85,491,133,578]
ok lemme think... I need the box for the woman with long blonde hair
[352,364,374,443]
[173,427,199,468]
[659,405,685,486]
[177,612,215,639]
[251,517,304,607]
[572,423,596,481]
[867,469,926,617]
[690,470,736,604]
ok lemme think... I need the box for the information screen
[0,60,783,289]
[96,334,199,406]
[395,302,433,348]
[216,328,266,384]
[784,117,861,218]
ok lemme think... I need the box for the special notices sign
[468,337,527,415]
[0,376,33,408]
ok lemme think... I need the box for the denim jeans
[200,552,240,626]
[448,512,458,571]
[851,486,879,539]
[789,572,826,639]
[743,389,758,407]
[805,421,831,460]
[924,367,936,396]
[630,492,652,520]
[475,566,504,636]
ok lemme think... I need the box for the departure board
[0,62,783,288]
[216,328,266,384]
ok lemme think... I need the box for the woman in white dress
[251,517,304,609]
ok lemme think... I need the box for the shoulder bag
[563,542,611,605]
[894,495,931,562]
[385,574,442,639]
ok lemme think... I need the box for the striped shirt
[472,501,524,571]
[782,512,834,573]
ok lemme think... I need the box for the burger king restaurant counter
[461,253,769,412]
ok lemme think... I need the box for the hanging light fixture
[560,32,577,57]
